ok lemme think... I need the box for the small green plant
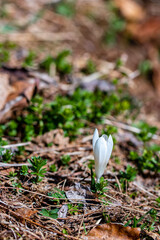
[104,1,126,46]
[17,146,25,156]
[68,204,80,215]
[8,171,17,178]
[28,156,47,183]
[115,58,123,69]
[91,167,108,194]
[40,55,54,73]
[6,120,18,137]
[49,164,57,172]
[55,1,75,18]
[40,49,72,75]
[102,126,117,144]
[0,42,16,65]
[129,149,160,173]
[125,208,158,231]
[139,60,152,77]
[82,59,96,74]
[119,165,137,182]
[102,126,118,136]
[48,188,66,204]
[114,156,120,164]
[20,165,29,176]
[1,87,137,141]
[62,229,68,234]
[129,192,138,199]
[134,121,157,142]
[23,51,36,67]
[103,212,111,223]
[47,142,53,147]
[156,197,160,207]
[118,165,137,191]
[0,148,13,162]
[11,181,22,188]
[0,137,8,146]
[55,49,72,74]
[60,155,71,165]
[148,144,160,152]
[7,171,22,189]
[40,208,58,219]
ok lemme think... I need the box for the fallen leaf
[144,230,160,240]
[0,72,13,110]
[53,129,69,147]
[34,129,69,147]
[66,183,87,203]
[66,183,95,204]
[0,167,15,176]
[15,207,37,224]
[83,223,140,240]
[7,79,35,102]
[127,17,160,42]
[58,205,68,218]
[0,69,37,122]
[114,0,145,22]
[15,207,37,219]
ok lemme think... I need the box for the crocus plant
[93,128,113,183]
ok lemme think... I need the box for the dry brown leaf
[34,129,69,147]
[15,207,37,224]
[6,80,34,101]
[0,167,15,176]
[53,129,69,147]
[0,75,37,122]
[15,207,37,218]
[84,223,140,240]
[127,17,160,43]
[0,72,13,110]
[144,230,160,240]
[114,0,145,22]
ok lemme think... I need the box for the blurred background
[0,0,160,124]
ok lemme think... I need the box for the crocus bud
[92,128,113,182]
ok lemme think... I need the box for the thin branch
[0,163,31,168]
[104,119,160,140]
[132,182,158,198]
[2,142,31,149]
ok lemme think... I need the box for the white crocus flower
[93,128,113,183]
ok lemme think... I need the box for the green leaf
[91,167,96,192]
[55,2,75,18]
[40,208,58,219]
[48,188,66,203]
[49,164,57,172]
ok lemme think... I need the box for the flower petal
[106,135,113,164]
[102,134,108,143]
[93,136,108,181]
[92,128,99,149]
